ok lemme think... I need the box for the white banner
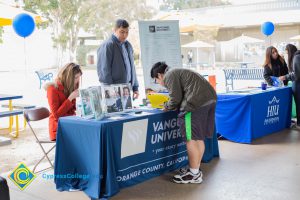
[138,20,182,91]
[121,119,148,158]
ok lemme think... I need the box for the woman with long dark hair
[285,44,298,72]
[263,46,288,86]
[280,44,300,126]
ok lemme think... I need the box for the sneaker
[291,123,300,129]
[173,169,203,184]
[178,167,201,175]
[178,167,188,174]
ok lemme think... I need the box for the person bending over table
[263,46,288,86]
[45,63,82,141]
[150,62,216,184]
[279,45,300,127]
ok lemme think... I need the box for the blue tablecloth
[216,87,292,143]
[54,109,219,199]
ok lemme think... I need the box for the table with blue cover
[54,109,219,199]
[216,87,292,143]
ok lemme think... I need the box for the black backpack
[0,176,10,200]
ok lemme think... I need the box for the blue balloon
[12,13,35,38]
[261,21,274,36]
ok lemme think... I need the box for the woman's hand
[279,76,286,81]
[68,89,79,101]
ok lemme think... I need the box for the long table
[54,109,219,199]
[216,87,292,143]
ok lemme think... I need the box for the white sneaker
[173,169,203,184]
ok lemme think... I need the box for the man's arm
[164,73,183,110]
[127,42,139,92]
[97,42,113,84]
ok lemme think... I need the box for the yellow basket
[147,93,169,109]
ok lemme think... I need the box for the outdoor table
[0,94,22,131]
[216,87,292,143]
[0,94,23,144]
[54,109,219,199]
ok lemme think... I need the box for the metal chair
[24,107,56,173]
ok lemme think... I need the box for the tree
[84,0,155,40]
[160,0,230,10]
[23,0,155,65]
[24,0,92,63]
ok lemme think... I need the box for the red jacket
[46,82,76,140]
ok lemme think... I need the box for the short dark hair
[123,86,129,91]
[115,19,129,29]
[150,62,168,79]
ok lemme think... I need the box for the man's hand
[133,91,139,99]
[162,107,168,112]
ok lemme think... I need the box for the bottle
[75,97,83,117]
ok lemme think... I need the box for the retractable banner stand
[138,20,182,91]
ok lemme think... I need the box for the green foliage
[79,0,155,39]
[24,0,87,60]
[160,0,230,10]
[23,0,155,61]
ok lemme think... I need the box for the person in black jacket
[284,44,298,72]
[280,46,300,126]
[263,46,288,86]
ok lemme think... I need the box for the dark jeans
[292,80,300,125]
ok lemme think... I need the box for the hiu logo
[264,96,280,125]
[267,96,280,117]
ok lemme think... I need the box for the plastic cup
[261,82,267,90]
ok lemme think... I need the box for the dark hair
[263,46,285,69]
[115,19,129,29]
[123,86,129,91]
[285,44,298,71]
[150,62,168,79]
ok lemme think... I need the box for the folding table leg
[10,115,20,138]
[23,117,27,128]
[8,100,13,132]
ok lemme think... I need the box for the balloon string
[23,38,27,75]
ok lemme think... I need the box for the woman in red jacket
[45,63,82,141]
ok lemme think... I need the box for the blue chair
[35,71,53,89]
